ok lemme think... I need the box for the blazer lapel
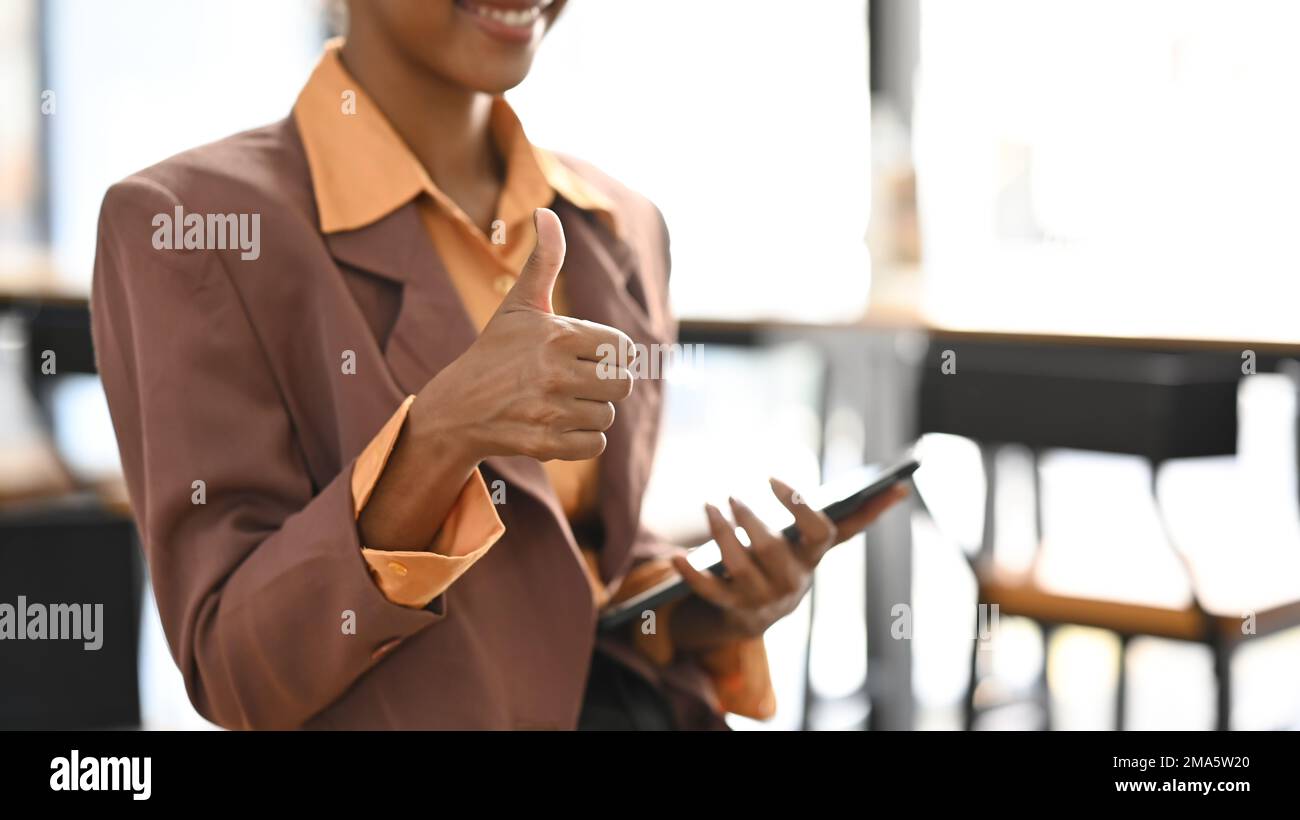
[554,202,664,584]
[324,202,474,396]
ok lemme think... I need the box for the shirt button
[493,274,515,295]
[386,561,408,577]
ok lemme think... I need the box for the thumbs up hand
[499,204,566,315]
[410,208,636,465]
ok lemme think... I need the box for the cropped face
[349,0,565,93]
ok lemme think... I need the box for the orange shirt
[293,41,774,720]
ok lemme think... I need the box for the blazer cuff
[352,395,506,609]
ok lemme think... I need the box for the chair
[916,335,1300,730]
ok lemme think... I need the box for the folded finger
[568,359,634,402]
[563,398,616,432]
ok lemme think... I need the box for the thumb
[503,208,565,313]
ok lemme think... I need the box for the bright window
[511,0,873,323]
[915,0,1300,341]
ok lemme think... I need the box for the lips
[455,0,554,30]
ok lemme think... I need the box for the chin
[451,60,538,95]
[442,0,563,91]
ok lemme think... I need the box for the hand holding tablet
[598,453,919,631]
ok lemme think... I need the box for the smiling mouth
[455,0,555,30]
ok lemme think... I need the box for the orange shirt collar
[293,39,618,237]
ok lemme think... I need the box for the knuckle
[537,363,567,396]
[814,514,837,545]
[523,399,560,429]
[521,400,546,426]
[544,319,579,347]
[592,324,629,352]
[520,429,551,461]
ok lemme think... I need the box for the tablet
[597,453,920,632]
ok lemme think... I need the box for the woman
[91,0,905,730]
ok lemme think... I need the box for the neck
[339,35,500,194]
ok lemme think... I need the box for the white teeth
[471,3,544,28]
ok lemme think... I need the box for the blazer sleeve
[91,177,437,730]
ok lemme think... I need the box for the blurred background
[3,0,1300,731]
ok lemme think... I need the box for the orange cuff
[615,557,777,721]
[352,396,506,609]
[698,637,777,720]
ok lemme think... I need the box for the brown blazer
[91,116,727,730]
